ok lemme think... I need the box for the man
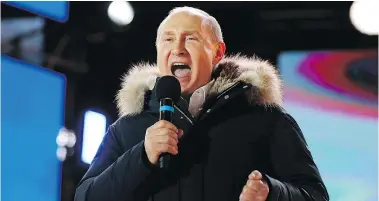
[75,6,329,201]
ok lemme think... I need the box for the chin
[180,84,193,94]
[176,75,196,94]
[178,78,190,88]
[180,85,190,93]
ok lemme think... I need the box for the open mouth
[171,63,191,79]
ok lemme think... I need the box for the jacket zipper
[180,96,189,105]
[216,82,241,99]
[174,105,194,125]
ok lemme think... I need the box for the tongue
[174,69,191,78]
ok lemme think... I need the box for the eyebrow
[162,30,200,36]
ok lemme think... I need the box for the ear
[212,42,226,65]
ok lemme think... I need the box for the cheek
[157,47,169,60]
[188,49,211,68]
[188,45,211,62]
[157,48,170,71]
[204,46,213,55]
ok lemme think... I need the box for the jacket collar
[116,54,283,117]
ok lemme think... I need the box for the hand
[144,120,183,165]
[239,170,269,201]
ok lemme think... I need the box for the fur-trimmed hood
[116,55,283,117]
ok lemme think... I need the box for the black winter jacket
[75,55,329,201]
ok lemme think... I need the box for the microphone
[154,76,181,169]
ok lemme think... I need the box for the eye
[163,38,173,42]
[186,36,197,41]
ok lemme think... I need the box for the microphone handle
[158,98,174,169]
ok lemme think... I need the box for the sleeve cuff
[262,174,284,201]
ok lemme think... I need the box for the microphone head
[154,76,181,103]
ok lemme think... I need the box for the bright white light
[81,110,107,164]
[56,130,69,147]
[67,133,76,148]
[57,127,76,147]
[56,147,67,161]
[350,0,379,35]
[107,1,134,26]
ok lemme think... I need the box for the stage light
[350,0,379,35]
[107,1,134,26]
[57,147,67,161]
[81,110,107,164]
[56,127,76,148]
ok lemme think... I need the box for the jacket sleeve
[263,112,330,201]
[74,124,158,201]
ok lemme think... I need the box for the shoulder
[112,114,144,130]
[247,104,283,117]
[252,105,307,144]
[110,113,157,148]
[247,104,299,127]
[112,113,157,133]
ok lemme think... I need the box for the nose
[171,41,187,56]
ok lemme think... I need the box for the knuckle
[160,120,167,127]
[168,130,174,137]
[165,136,170,143]
[169,146,174,151]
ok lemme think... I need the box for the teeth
[173,63,186,66]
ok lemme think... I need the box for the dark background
[1,2,378,201]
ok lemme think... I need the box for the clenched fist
[144,120,183,165]
[239,170,269,201]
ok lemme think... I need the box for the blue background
[1,55,66,201]
[3,1,69,23]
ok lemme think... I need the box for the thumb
[249,170,262,180]
[178,129,184,137]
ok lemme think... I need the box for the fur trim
[116,55,283,117]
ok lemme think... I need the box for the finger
[256,183,269,197]
[157,143,178,155]
[239,185,256,201]
[178,129,184,137]
[148,120,174,132]
[247,180,266,192]
[253,195,266,201]
[155,133,178,146]
[153,120,179,133]
[249,170,263,180]
[239,194,250,201]
[155,128,179,139]
[243,184,258,195]
[239,192,252,201]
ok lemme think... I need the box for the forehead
[160,12,209,35]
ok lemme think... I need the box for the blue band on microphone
[160,105,174,112]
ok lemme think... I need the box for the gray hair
[156,6,224,45]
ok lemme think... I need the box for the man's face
[156,12,225,95]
